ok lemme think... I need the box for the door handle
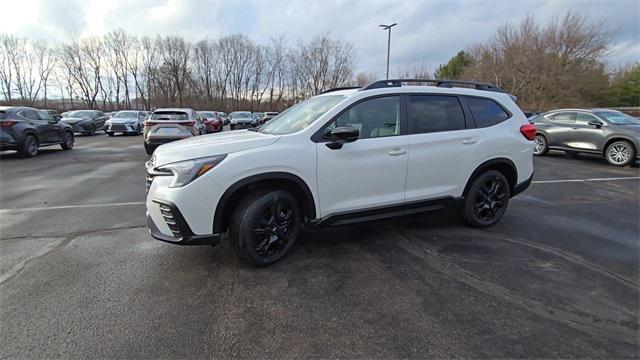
[462,137,479,145]
[388,148,407,156]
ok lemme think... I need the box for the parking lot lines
[532,176,640,184]
[0,201,145,213]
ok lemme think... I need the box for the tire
[60,131,74,150]
[229,189,301,267]
[144,143,156,155]
[462,170,510,228]
[137,125,142,135]
[230,124,235,130]
[107,132,114,137]
[605,140,635,167]
[86,126,96,136]
[533,134,548,155]
[18,134,39,157]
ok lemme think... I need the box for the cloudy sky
[1,0,638,77]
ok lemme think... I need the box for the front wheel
[605,140,635,166]
[18,134,39,157]
[533,134,548,155]
[462,170,510,228]
[229,189,301,266]
[60,131,74,150]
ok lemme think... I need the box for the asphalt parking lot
[1,132,638,358]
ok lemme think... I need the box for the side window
[575,112,598,124]
[408,95,465,134]
[466,97,510,128]
[549,112,576,123]
[324,96,400,140]
[21,109,41,121]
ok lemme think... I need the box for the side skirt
[310,196,462,227]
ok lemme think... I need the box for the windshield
[257,95,345,135]
[151,112,188,120]
[199,112,216,118]
[67,110,99,118]
[595,111,640,125]
[232,112,252,119]
[113,111,138,118]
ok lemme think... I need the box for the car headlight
[156,154,227,188]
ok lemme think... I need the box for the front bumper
[67,123,92,133]
[146,200,220,246]
[107,123,138,133]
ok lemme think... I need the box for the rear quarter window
[408,95,466,134]
[466,97,511,128]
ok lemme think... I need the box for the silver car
[531,108,640,166]
[105,110,148,136]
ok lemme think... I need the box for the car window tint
[408,95,465,134]
[324,96,400,140]
[550,112,575,122]
[466,97,510,127]
[22,109,40,120]
[576,112,598,124]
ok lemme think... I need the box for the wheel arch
[463,158,518,198]
[603,136,637,156]
[213,172,317,234]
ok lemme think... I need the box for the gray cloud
[1,0,637,76]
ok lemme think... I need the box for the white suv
[145,79,535,266]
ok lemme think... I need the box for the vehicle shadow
[543,150,639,168]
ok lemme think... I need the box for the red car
[198,111,223,133]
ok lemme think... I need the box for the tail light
[144,121,157,128]
[1,119,18,128]
[519,124,536,141]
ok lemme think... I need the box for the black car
[61,110,109,136]
[0,106,74,157]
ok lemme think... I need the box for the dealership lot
[0,134,638,358]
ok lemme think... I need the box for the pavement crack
[391,230,639,345]
[0,225,147,285]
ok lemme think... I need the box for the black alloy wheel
[61,131,74,150]
[19,134,39,157]
[463,170,510,227]
[229,190,300,266]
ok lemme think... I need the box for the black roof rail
[319,86,361,94]
[362,79,507,93]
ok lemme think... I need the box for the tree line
[0,31,355,112]
[432,12,639,110]
[0,12,636,113]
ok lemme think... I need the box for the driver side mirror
[326,126,359,150]
[588,119,604,128]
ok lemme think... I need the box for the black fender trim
[148,200,220,246]
[213,172,317,232]
[462,158,518,197]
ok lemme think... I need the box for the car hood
[61,117,91,123]
[153,130,279,166]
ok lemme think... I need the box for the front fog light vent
[158,204,181,237]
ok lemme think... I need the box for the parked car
[105,110,147,136]
[253,112,264,123]
[530,108,640,166]
[219,112,229,125]
[198,111,223,133]
[0,106,74,157]
[229,111,256,130]
[145,79,534,266]
[60,110,108,136]
[144,108,202,155]
[44,109,62,122]
[260,111,279,125]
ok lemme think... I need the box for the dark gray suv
[531,109,640,166]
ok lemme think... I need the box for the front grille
[158,203,181,238]
[110,124,128,131]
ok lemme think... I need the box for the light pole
[379,23,397,79]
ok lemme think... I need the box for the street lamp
[379,23,397,80]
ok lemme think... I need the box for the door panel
[545,112,576,148]
[571,113,606,151]
[316,137,409,216]
[316,95,408,216]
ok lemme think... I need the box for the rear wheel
[533,134,548,155]
[463,170,510,227]
[60,131,74,150]
[605,140,635,166]
[86,126,96,136]
[229,189,301,266]
[18,134,39,157]
[107,132,114,137]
